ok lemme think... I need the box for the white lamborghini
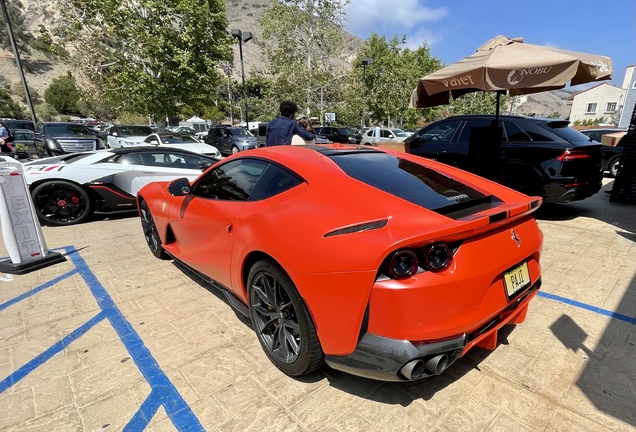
[22,147,218,226]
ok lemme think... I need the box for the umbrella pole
[495,91,500,124]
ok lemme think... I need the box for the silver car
[207,126,257,155]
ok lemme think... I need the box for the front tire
[608,156,621,178]
[139,200,168,259]
[32,181,92,226]
[247,260,323,376]
[231,145,240,154]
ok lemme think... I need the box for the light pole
[361,57,374,128]
[223,63,234,126]
[231,29,252,129]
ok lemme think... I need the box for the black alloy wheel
[248,260,323,376]
[139,200,168,259]
[32,181,92,226]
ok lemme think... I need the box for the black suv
[406,115,603,203]
[314,127,362,144]
[35,122,105,157]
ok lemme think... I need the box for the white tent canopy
[186,116,206,122]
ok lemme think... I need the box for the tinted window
[250,164,303,200]
[159,135,198,144]
[230,128,254,137]
[459,120,503,142]
[192,159,267,201]
[15,131,34,140]
[542,124,590,143]
[424,121,462,143]
[392,129,408,137]
[118,126,152,136]
[503,122,531,142]
[337,128,354,135]
[44,124,93,135]
[517,121,555,141]
[330,152,488,213]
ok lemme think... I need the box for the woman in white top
[291,117,317,145]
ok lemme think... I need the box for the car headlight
[348,136,356,142]
[422,243,453,272]
[46,139,58,150]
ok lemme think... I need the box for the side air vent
[324,219,388,237]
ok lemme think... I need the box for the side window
[381,130,392,138]
[366,130,374,136]
[504,122,531,142]
[144,135,156,143]
[213,129,224,137]
[118,153,143,165]
[423,120,463,143]
[192,159,268,201]
[251,164,303,200]
[164,152,205,169]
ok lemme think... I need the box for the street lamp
[231,29,252,130]
[361,57,374,128]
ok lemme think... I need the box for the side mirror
[112,132,118,137]
[168,178,191,196]
[150,140,159,145]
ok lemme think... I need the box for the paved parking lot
[1,179,635,432]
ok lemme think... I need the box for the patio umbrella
[409,35,613,120]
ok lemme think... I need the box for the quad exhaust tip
[400,354,450,381]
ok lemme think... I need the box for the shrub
[44,75,80,115]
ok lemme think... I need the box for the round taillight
[423,243,453,272]
[385,250,419,279]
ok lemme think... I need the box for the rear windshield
[540,123,590,143]
[329,152,490,214]
[120,126,152,136]
[159,135,198,144]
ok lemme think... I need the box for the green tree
[34,103,59,121]
[261,0,349,118]
[348,34,442,128]
[0,88,25,118]
[0,0,32,54]
[11,81,41,105]
[59,0,232,128]
[44,75,80,115]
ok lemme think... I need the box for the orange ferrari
[137,144,543,381]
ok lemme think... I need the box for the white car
[140,133,221,158]
[360,128,409,145]
[22,147,218,226]
[106,125,154,148]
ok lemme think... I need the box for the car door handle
[225,223,232,233]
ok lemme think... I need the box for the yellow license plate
[503,262,531,297]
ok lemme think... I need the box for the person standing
[265,101,315,146]
[291,117,317,145]
[0,121,15,153]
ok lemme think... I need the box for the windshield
[120,126,152,136]
[392,129,408,137]
[45,124,93,135]
[337,128,355,135]
[543,124,591,143]
[230,128,254,137]
[160,135,199,144]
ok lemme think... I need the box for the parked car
[11,128,37,158]
[138,144,543,381]
[22,147,218,226]
[107,125,154,149]
[599,137,627,178]
[314,127,362,144]
[34,122,106,157]
[1,118,35,132]
[406,115,603,204]
[207,126,258,155]
[579,127,626,144]
[141,133,221,158]
[360,128,409,145]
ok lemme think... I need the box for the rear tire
[139,200,168,259]
[504,164,542,197]
[247,260,323,376]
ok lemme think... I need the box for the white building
[568,83,625,125]
[618,65,636,128]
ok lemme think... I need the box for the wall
[570,84,625,124]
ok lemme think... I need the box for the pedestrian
[291,117,317,145]
[0,121,15,153]
[265,101,315,146]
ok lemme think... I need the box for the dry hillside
[3,0,571,119]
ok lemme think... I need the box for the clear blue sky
[344,0,635,90]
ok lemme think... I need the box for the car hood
[48,135,97,140]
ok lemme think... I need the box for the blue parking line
[67,247,204,431]
[0,269,78,313]
[537,291,636,325]
[0,312,105,393]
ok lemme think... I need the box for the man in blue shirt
[265,101,315,146]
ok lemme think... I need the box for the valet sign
[0,161,65,274]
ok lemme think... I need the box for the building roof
[567,82,624,100]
